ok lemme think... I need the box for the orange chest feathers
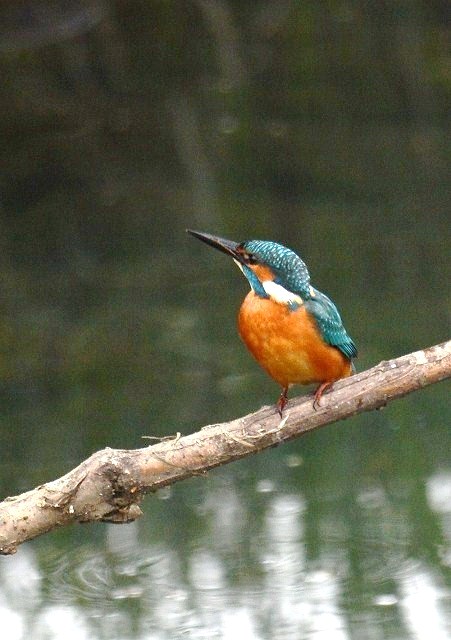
[237,291,352,387]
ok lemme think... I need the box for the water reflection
[1,470,450,639]
[426,471,451,569]
[261,495,308,637]
[398,563,449,640]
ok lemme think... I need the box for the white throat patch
[233,258,244,273]
[262,280,303,307]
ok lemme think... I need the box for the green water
[0,2,450,638]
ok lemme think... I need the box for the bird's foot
[313,382,333,410]
[277,387,289,417]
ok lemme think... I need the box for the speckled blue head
[186,230,312,300]
[241,240,311,299]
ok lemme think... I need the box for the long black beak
[186,229,244,262]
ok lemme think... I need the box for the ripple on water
[41,542,166,609]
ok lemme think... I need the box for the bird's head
[187,230,311,307]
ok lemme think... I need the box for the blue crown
[241,240,311,298]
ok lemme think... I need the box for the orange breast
[238,292,352,387]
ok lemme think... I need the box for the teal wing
[305,288,357,360]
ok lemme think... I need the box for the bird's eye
[244,252,258,265]
[237,245,259,265]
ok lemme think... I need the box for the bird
[187,229,357,415]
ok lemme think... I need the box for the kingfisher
[187,230,357,414]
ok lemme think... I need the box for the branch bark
[1,340,450,555]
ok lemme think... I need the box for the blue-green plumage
[305,289,357,360]
[239,240,357,361]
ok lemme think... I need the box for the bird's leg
[313,381,333,410]
[277,387,289,417]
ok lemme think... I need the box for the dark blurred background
[0,3,449,637]
[0,0,449,484]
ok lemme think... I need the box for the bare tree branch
[1,340,450,555]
